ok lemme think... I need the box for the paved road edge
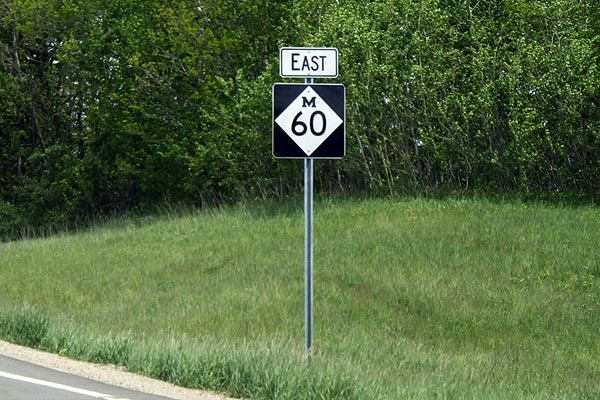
[0,340,237,400]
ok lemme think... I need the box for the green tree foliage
[1,0,599,237]
[311,0,600,196]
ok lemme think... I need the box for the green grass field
[1,197,599,399]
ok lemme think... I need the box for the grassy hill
[1,197,599,399]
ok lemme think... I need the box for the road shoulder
[0,340,236,400]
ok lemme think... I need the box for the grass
[0,197,599,399]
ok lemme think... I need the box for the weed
[0,308,50,348]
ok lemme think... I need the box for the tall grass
[0,308,365,400]
[0,197,599,399]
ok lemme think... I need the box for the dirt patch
[0,340,238,400]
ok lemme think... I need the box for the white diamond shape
[275,86,343,156]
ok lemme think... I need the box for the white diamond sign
[273,84,345,158]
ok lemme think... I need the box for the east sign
[279,47,338,78]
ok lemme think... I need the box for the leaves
[1,0,599,237]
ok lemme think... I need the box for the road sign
[275,48,344,359]
[273,83,345,159]
[280,47,338,78]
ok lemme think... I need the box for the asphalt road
[0,355,175,400]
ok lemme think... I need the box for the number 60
[292,111,327,136]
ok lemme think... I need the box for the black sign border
[272,83,346,159]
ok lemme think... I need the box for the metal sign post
[304,78,314,358]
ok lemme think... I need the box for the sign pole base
[304,156,313,358]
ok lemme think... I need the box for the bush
[0,201,21,241]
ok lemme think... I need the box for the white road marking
[0,369,132,400]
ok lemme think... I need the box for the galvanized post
[304,77,314,358]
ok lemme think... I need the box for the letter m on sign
[302,96,316,108]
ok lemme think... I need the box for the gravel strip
[0,340,238,400]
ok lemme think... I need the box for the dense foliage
[1,0,599,236]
